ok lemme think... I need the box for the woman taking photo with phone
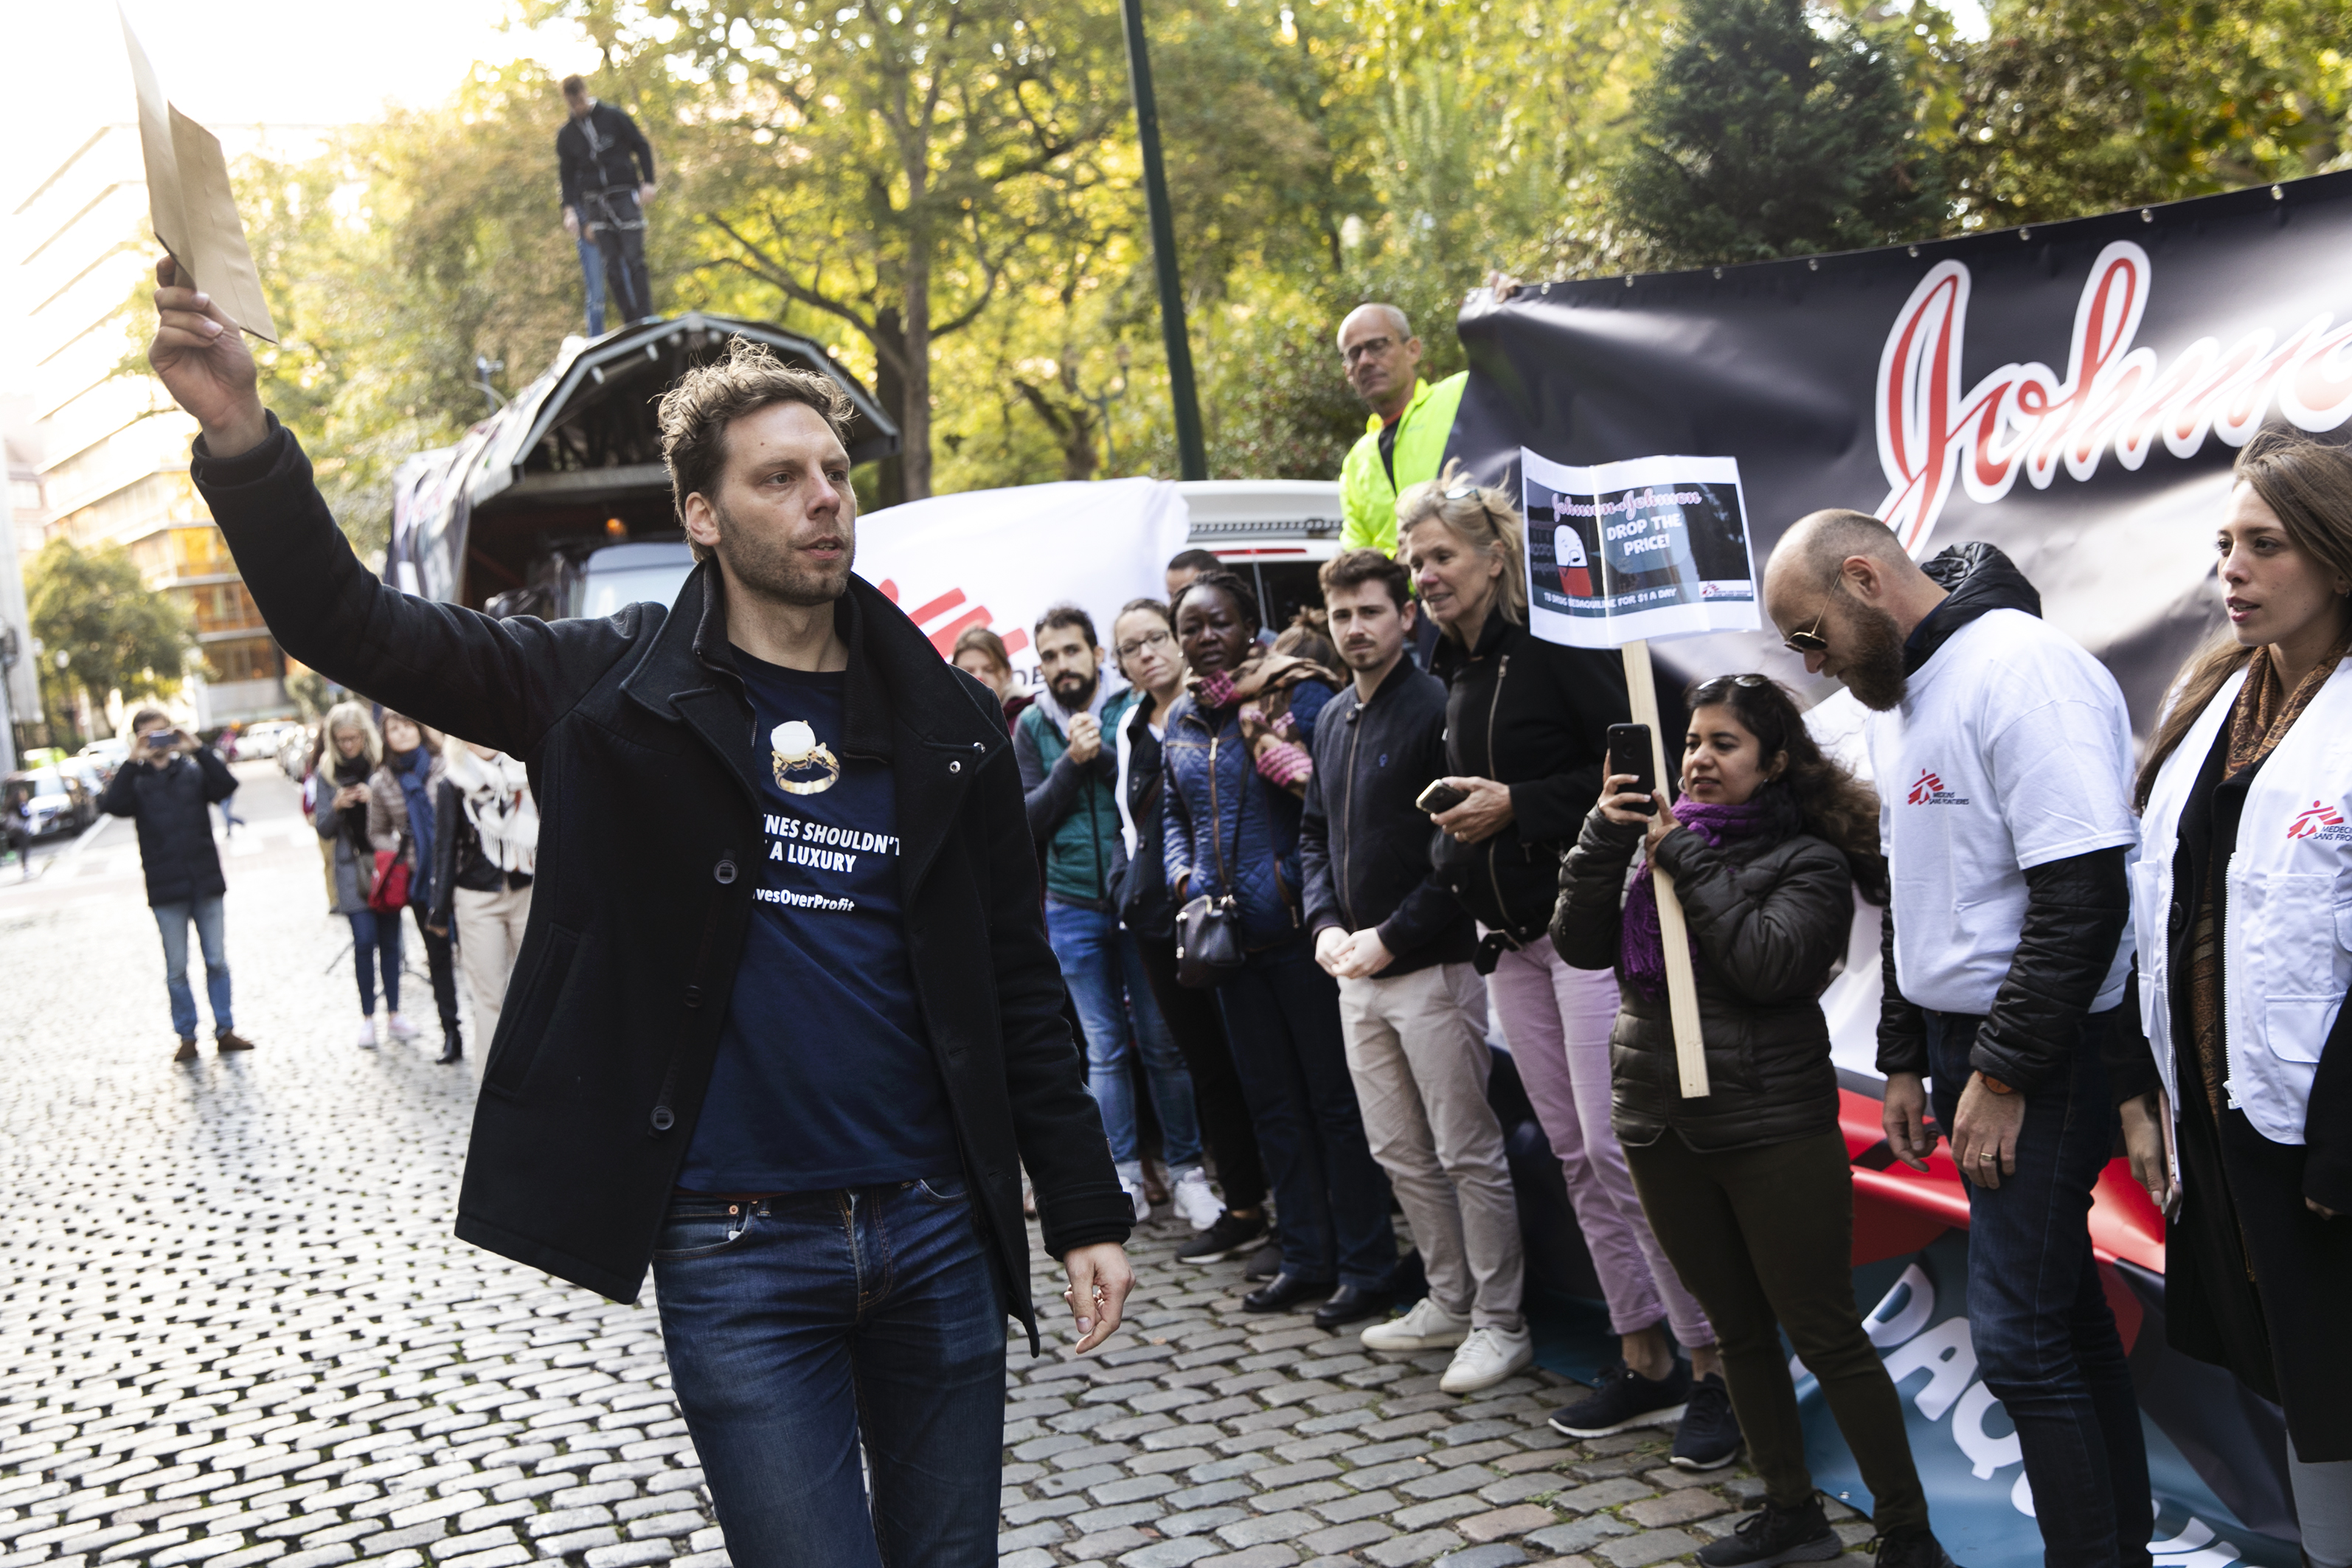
[315,702,403,1047]
[1555,673,1949,1568]
[1162,569,1399,1326]
[2117,430,2352,1565]
[1398,464,1728,1464]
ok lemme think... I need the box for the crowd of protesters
[139,250,2351,1568]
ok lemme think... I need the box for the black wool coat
[100,747,237,907]
[190,417,1131,1341]
[1553,802,1854,1151]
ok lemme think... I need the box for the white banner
[854,477,1192,687]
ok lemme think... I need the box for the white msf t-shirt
[1867,607,2138,1017]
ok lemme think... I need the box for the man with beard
[147,268,1133,1568]
[1300,549,1529,1392]
[1763,511,2149,1568]
[1016,606,1215,1227]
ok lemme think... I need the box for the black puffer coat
[1553,794,1854,1151]
[100,747,237,907]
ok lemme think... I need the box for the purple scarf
[1620,796,1777,1000]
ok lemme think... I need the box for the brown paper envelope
[122,7,281,344]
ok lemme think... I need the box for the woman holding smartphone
[2117,431,2352,1564]
[1555,674,1949,1568]
[1397,464,1729,1464]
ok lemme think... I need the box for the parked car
[77,737,130,781]
[2,768,98,841]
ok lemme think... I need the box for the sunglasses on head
[1690,673,1775,701]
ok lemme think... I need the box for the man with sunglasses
[1762,511,2150,1568]
[1336,305,1467,558]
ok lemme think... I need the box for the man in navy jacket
[103,707,257,1062]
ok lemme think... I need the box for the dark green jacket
[1016,687,1139,909]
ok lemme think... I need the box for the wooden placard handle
[1620,640,1710,1099]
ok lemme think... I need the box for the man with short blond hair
[1301,547,1528,1391]
[146,274,1133,1568]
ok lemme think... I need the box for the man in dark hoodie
[1301,549,1527,1392]
[1763,513,2149,1568]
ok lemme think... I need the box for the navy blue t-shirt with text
[676,649,957,1192]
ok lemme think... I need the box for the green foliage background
[225,0,2352,543]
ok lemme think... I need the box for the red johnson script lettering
[1874,241,2352,555]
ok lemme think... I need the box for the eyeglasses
[1781,605,1833,654]
[1342,336,1395,365]
[1115,628,1173,660]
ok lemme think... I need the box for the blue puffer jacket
[1161,679,1336,950]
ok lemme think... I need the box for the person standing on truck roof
[148,259,1133,1568]
[558,75,656,330]
[1336,304,1467,559]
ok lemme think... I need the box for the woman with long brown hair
[2117,430,2352,1564]
[1555,673,1949,1568]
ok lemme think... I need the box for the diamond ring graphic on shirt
[771,721,842,796]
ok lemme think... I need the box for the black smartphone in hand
[1605,723,1656,815]
[1415,780,1470,816]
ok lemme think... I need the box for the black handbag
[1175,748,1247,988]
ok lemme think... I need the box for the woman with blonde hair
[2117,430,2352,1564]
[371,710,462,1061]
[1400,462,1730,1466]
[313,701,403,1047]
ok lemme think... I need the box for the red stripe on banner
[909,588,967,626]
[926,607,992,656]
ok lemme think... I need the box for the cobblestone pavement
[1,764,1872,1568]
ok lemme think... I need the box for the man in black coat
[557,75,656,325]
[103,707,257,1062]
[1300,549,1526,1381]
[147,259,1132,1568]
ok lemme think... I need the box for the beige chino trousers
[452,881,533,1044]
[1336,961,1526,1332]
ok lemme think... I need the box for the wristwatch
[1978,1073,2017,1096]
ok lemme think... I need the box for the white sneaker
[1120,1176,1150,1224]
[1440,1325,1535,1394]
[1361,1296,1471,1353]
[1170,1168,1221,1231]
[356,1018,379,1050]
[386,1013,420,1041]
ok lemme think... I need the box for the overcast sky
[1,0,604,413]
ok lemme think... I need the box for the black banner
[1450,171,2352,724]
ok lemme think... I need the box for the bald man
[1763,513,2151,1567]
[1336,305,1467,558]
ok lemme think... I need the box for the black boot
[437,1030,464,1065]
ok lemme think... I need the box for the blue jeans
[347,909,402,1014]
[1926,1009,2151,1568]
[1215,936,1395,1288]
[652,1177,1005,1568]
[153,895,232,1040]
[575,234,606,334]
[1045,897,1202,1176]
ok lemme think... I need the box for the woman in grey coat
[313,701,401,1048]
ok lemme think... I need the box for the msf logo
[1909,769,1970,806]
[2288,800,2352,842]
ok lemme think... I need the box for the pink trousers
[1484,934,1714,1347]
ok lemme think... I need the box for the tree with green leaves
[1946,0,2351,229]
[1609,0,1946,268]
[25,539,194,734]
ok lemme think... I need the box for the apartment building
[13,123,316,729]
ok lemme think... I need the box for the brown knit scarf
[2185,633,2352,1114]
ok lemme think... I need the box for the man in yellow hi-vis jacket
[1336,303,1467,558]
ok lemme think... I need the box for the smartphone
[1605,723,1656,815]
[1415,780,1470,815]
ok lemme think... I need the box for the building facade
[13,125,314,730]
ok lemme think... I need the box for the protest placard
[1521,449,1762,1098]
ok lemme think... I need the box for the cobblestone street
[1,763,1869,1568]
